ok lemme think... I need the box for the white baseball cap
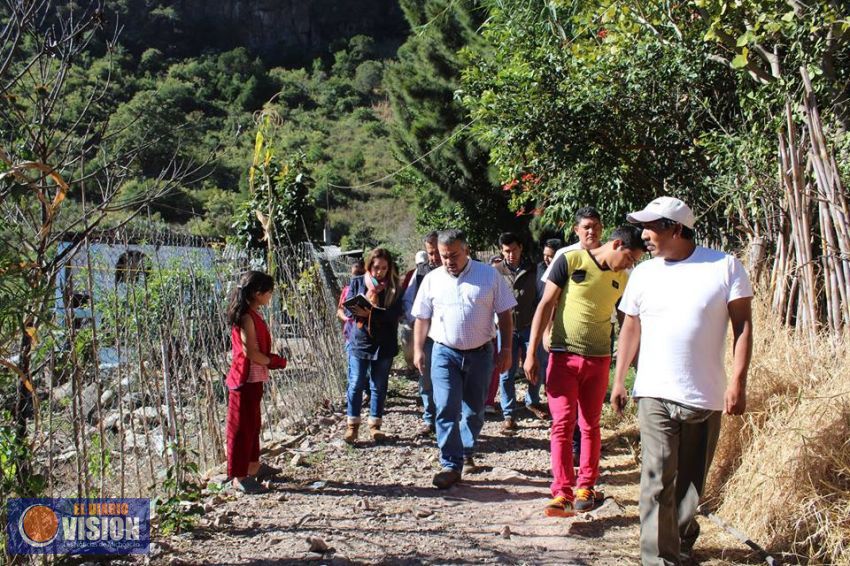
[626,196,695,229]
[415,250,428,265]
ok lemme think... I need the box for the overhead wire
[327,118,477,190]
[324,1,620,192]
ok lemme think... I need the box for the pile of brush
[705,298,850,563]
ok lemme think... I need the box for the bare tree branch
[695,7,774,84]
[632,3,673,46]
[786,0,806,17]
[706,53,772,84]
[663,0,683,42]
[751,42,781,79]
[0,0,217,466]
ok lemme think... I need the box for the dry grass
[704,298,850,564]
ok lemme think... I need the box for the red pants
[546,352,610,498]
[226,382,263,478]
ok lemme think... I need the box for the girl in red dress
[225,271,287,493]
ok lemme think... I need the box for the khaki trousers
[637,397,722,566]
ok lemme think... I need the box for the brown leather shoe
[369,421,387,442]
[500,417,517,435]
[416,422,436,437]
[526,403,550,420]
[432,468,461,489]
[462,456,478,475]
[344,423,359,444]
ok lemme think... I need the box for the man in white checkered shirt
[412,229,517,489]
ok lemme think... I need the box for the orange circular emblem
[20,505,59,545]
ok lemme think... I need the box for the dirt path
[155,377,748,565]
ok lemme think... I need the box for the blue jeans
[430,341,494,471]
[346,354,392,420]
[499,327,543,418]
[419,339,436,425]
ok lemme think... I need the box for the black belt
[436,341,490,353]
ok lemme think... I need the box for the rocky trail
[153,376,755,565]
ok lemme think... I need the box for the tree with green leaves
[462,1,747,241]
[257,37,414,252]
[464,0,847,236]
[384,0,521,249]
[231,112,319,261]
[463,0,849,332]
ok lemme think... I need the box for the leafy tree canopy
[462,0,849,245]
[385,0,523,249]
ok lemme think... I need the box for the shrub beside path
[155,377,751,565]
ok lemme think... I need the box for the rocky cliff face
[171,0,407,64]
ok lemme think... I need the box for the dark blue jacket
[344,275,403,360]
[536,261,548,303]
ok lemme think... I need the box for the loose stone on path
[156,376,651,564]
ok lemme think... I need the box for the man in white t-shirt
[611,196,753,566]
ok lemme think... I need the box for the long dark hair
[364,247,400,307]
[226,271,274,327]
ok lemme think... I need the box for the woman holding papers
[342,247,403,444]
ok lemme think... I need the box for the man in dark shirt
[402,231,443,437]
[536,239,563,303]
[495,232,548,433]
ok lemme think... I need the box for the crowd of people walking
[223,196,753,566]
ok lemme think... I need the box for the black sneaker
[232,477,269,495]
[432,468,461,489]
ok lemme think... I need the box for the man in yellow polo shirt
[524,225,646,516]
